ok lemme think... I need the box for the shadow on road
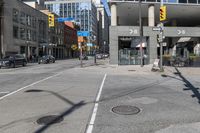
[161,67,200,103]
[25,89,85,133]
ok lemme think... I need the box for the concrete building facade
[0,0,48,59]
[109,0,200,65]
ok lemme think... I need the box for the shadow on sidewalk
[161,67,200,103]
[25,89,85,133]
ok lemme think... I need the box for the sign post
[79,42,83,68]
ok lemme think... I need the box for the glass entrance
[118,36,149,65]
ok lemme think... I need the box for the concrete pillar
[111,3,117,26]
[148,4,155,27]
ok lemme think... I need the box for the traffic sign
[152,27,161,31]
[77,31,90,37]
[57,17,74,22]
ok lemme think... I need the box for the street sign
[77,31,90,37]
[152,27,161,31]
[57,17,74,22]
[87,43,93,47]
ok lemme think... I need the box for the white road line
[0,73,61,101]
[86,74,107,133]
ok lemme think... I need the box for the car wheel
[22,61,26,66]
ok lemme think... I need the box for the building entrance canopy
[109,1,200,26]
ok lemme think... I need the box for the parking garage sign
[129,29,138,35]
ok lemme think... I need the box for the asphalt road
[0,59,89,98]
[1,60,200,133]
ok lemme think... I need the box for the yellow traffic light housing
[160,6,166,21]
[48,14,55,27]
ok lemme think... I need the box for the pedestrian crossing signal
[160,6,166,21]
[48,14,54,27]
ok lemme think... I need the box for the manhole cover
[37,115,63,125]
[112,105,140,115]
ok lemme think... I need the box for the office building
[0,0,48,59]
[109,0,200,65]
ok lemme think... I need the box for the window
[13,9,19,22]
[20,28,26,40]
[27,15,31,26]
[27,29,31,40]
[32,17,36,28]
[13,26,19,38]
[20,12,26,25]
[32,31,36,41]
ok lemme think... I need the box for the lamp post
[139,0,143,67]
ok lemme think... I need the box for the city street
[0,59,200,133]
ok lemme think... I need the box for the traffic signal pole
[159,0,164,71]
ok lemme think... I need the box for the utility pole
[139,0,143,67]
[159,0,166,71]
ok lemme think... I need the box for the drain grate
[37,115,63,125]
[112,105,140,115]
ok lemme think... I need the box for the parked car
[38,55,55,64]
[96,53,103,59]
[79,55,88,60]
[102,53,109,58]
[0,54,27,68]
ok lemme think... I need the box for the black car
[0,54,27,68]
[38,55,55,64]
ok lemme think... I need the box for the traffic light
[160,6,166,21]
[48,14,54,27]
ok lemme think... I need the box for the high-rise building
[44,0,98,45]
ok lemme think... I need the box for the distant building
[44,0,98,46]
[40,10,65,59]
[96,3,110,54]
[64,22,78,58]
